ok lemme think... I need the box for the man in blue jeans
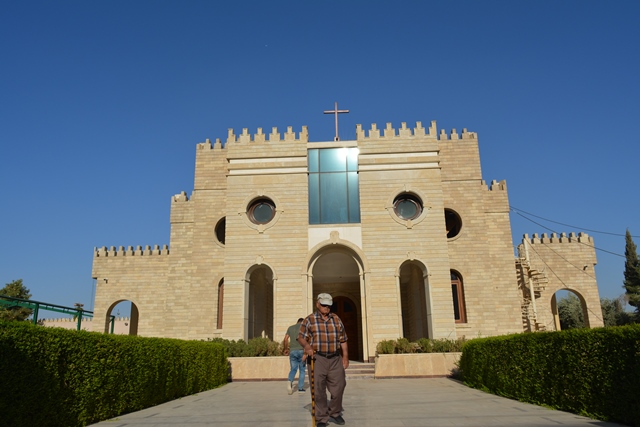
[283,318,306,394]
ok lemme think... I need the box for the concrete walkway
[89,378,625,427]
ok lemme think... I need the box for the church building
[91,116,603,362]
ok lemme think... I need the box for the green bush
[376,337,465,354]
[416,337,433,353]
[429,337,467,353]
[376,339,397,354]
[0,321,227,427]
[248,337,282,356]
[396,337,420,353]
[208,337,284,357]
[459,325,640,427]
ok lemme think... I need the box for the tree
[601,296,635,327]
[623,229,640,313]
[557,293,585,330]
[0,279,33,321]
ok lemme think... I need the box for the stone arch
[550,288,599,330]
[245,263,276,340]
[396,259,432,341]
[305,232,370,276]
[305,235,370,361]
[104,299,140,335]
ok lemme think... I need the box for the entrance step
[346,362,375,380]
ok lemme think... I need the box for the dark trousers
[313,354,346,423]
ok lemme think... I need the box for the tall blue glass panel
[308,173,320,224]
[347,171,360,223]
[308,147,360,224]
[320,172,348,224]
[319,148,347,172]
[347,149,358,171]
[308,149,319,173]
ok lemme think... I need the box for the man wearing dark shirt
[298,293,349,427]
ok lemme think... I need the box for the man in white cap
[298,293,349,427]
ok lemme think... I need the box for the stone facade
[91,119,603,362]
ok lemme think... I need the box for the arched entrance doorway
[331,296,360,361]
[309,246,366,361]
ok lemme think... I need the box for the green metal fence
[0,295,115,333]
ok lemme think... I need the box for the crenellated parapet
[223,126,309,161]
[94,244,169,258]
[485,179,507,191]
[438,127,477,141]
[524,232,594,245]
[172,191,189,202]
[170,190,194,223]
[196,137,224,151]
[477,179,509,212]
[356,120,437,141]
[354,119,477,141]
[225,126,309,144]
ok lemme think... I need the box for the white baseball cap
[317,293,333,305]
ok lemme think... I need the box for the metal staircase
[518,241,549,332]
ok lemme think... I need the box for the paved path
[89,378,625,427]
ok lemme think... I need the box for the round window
[393,193,423,220]
[445,209,462,238]
[248,198,276,224]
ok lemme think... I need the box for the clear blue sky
[1,1,639,315]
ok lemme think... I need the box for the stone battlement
[172,191,190,202]
[483,179,507,191]
[524,232,593,244]
[39,317,130,323]
[198,126,311,146]
[356,120,476,141]
[197,138,223,150]
[94,245,169,258]
[196,121,477,147]
[40,317,93,323]
[438,127,477,141]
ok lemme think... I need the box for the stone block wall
[90,118,602,351]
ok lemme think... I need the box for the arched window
[248,266,274,340]
[217,279,224,329]
[399,262,429,341]
[451,270,467,323]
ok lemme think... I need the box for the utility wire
[531,239,597,280]
[512,210,626,259]
[525,241,604,324]
[510,206,640,238]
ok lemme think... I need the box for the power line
[510,206,640,238]
[525,242,604,324]
[533,239,597,280]
[512,210,626,259]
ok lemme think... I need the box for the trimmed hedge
[459,325,640,426]
[0,321,227,427]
